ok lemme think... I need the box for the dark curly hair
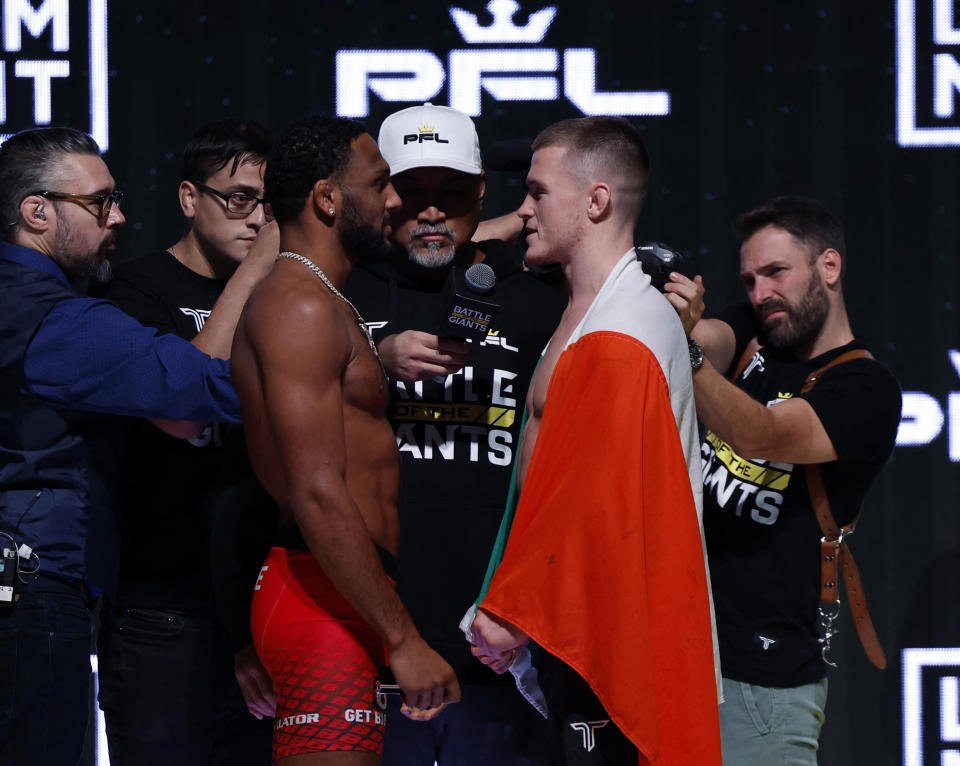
[265,116,365,225]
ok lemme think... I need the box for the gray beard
[53,214,114,284]
[407,224,457,269]
[88,256,112,285]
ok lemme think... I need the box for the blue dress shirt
[0,241,244,594]
[1,242,241,422]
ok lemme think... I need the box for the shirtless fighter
[231,116,460,764]
[467,117,721,766]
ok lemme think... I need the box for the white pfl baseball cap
[378,102,482,176]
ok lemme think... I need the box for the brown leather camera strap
[801,349,886,669]
[729,337,760,381]
[805,463,886,668]
[727,341,887,669]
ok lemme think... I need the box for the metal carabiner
[817,602,841,669]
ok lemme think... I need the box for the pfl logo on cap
[403,125,450,145]
[378,103,482,175]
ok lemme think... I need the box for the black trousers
[97,605,273,766]
[382,681,549,766]
[538,653,639,766]
[0,579,93,766]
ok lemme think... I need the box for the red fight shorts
[251,546,390,760]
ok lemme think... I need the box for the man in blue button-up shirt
[0,126,273,766]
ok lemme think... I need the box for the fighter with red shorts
[232,116,460,764]
[252,544,399,759]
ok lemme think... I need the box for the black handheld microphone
[437,263,501,341]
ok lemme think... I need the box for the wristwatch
[688,338,704,370]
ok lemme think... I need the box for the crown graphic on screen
[449,0,557,44]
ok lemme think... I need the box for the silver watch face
[688,339,704,369]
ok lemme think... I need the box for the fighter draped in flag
[465,117,723,766]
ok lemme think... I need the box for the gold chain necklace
[277,251,385,377]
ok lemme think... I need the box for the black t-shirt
[345,242,566,682]
[102,252,273,635]
[702,302,902,687]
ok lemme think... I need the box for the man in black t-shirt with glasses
[96,120,277,766]
[665,196,901,765]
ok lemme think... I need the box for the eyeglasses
[27,189,124,222]
[196,183,271,217]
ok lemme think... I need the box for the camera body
[634,241,692,293]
